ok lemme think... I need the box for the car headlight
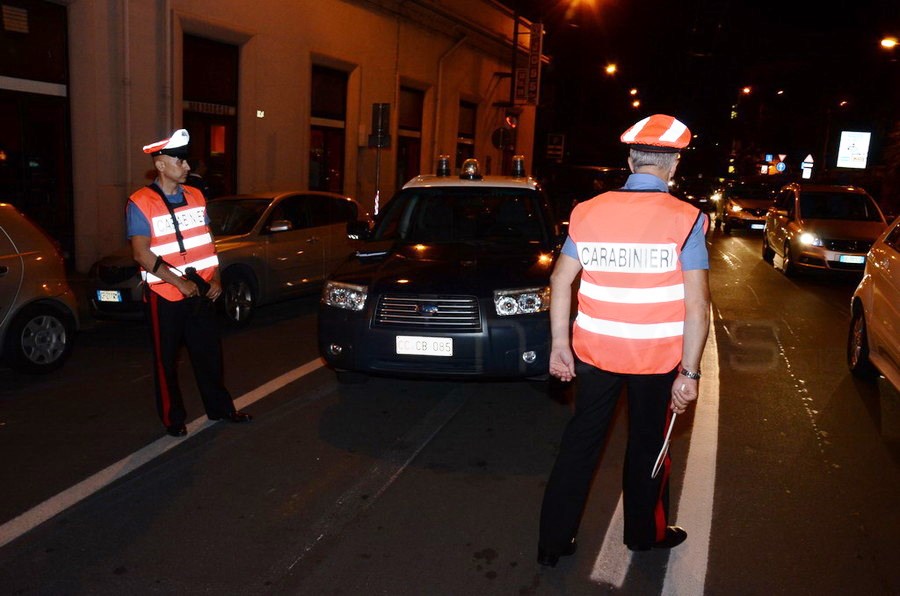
[322,281,367,311]
[730,204,743,213]
[494,287,550,316]
[799,232,823,247]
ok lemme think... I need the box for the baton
[651,412,678,479]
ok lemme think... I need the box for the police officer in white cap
[126,129,251,437]
[537,114,710,566]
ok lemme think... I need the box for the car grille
[97,263,139,284]
[823,239,872,253]
[374,294,481,330]
[746,208,767,217]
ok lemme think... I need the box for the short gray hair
[629,148,680,170]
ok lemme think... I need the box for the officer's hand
[207,278,222,301]
[549,347,576,382]
[178,279,200,298]
[670,377,699,413]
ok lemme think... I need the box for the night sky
[500,0,900,179]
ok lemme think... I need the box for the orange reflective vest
[128,184,218,302]
[569,190,703,374]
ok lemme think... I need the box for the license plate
[838,254,865,264]
[396,335,453,357]
[750,223,765,230]
[97,290,123,302]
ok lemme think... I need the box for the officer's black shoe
[212,411,253,423]
[166,424,187,437]
[537,539,577,567]
[626,526,687,552]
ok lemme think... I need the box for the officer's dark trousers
[539,361,677,553]
[146,292,235,428]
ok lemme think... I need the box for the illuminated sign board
[836,131,871,169]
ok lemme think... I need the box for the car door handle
[0,265,7,277]
[306,237,320,243]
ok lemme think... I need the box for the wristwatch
[679,367,701,380]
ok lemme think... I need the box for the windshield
[207,198,271,236]
[798,191,883,222]
[372,187,548,244]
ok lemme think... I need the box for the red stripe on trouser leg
[149,292,173,427]
[654,409,673,542]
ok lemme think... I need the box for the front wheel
[221,270,256,326]
[782,243,798,277]
[762,235,775,263]
[848,308,877,380]
[3,304,76,373]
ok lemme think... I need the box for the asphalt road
[1,226,898,595]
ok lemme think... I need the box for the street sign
[546,133,564,160]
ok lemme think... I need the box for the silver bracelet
[679,368,701,380]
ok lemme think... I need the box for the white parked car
[848,215,900,391]
[0,203,80,373]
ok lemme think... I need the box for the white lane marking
[591,327,720,591]
[590,495,631,585]
[0,358,324,550]
[662,328,719,595]
[286,390,468,569]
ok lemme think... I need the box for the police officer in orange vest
[127,129,251,437]
[537,114,710,566]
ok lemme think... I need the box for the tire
[762,235,775,263]
[3,304,76,374]
[722,221,732,235]
[221,270,256,326]
[848,307,877,380]
[782,242,798,277]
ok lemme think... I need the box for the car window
[271,195,311,230]
[798,191,883,221]
[326,196,357,224]
[207,199,269,236]
[372,188,547,244]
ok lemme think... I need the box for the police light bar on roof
[511,155,526,178]
[436,155,451,176]
[459,158,482,180]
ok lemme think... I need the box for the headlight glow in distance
[494,286,551,316]
[323,281,367,311]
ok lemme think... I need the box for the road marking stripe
[590,325,719,592]
[0,358,324,550]
[663,327,719,595]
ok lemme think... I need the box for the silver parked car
[0,203,80,373]
[762,183,887,276]
[89,190,366,325]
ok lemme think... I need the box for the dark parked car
[0,203,80,373]
[318,158,562,381]
[89,191,365,325]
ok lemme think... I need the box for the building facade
[0,0,541,272]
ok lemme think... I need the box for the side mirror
[267,219,293,233]
[346,219,371,240]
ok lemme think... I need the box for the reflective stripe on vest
[129,185,217,301]
[569,190,699,374]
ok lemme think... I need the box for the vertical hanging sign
[527,23,543,105]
